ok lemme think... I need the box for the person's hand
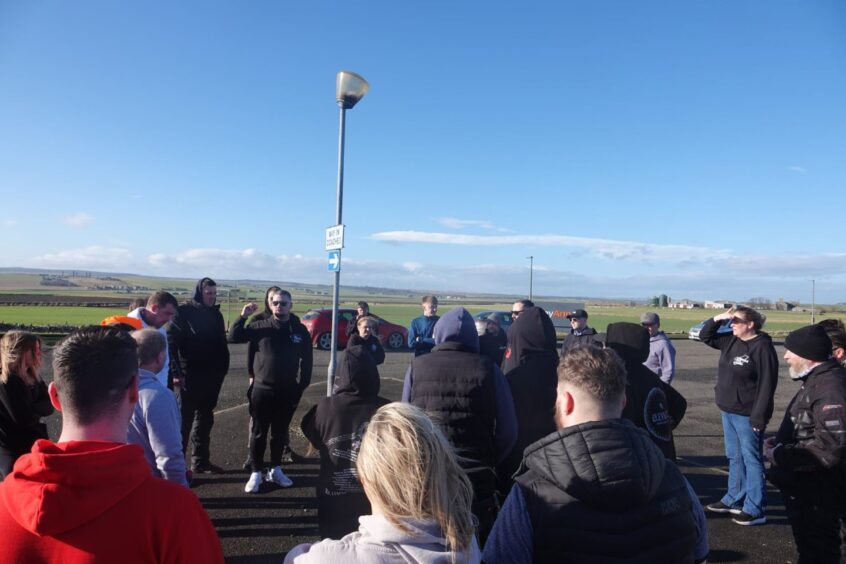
[714,306,735,322]
[763,439,779,465]
[241,302,258,317]
[173,376,182,387]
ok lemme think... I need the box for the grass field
[1,301,839,337]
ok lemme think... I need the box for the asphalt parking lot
[41,338,800,563]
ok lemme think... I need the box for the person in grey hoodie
[127,328,188,487]
[641,312,677,385]
[285,403,481,564]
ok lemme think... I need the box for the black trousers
[249,387,299,473]
[783,491,846,564]
[0,448,19,480]
[176,378,224,465]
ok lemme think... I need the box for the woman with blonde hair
[0,331,53,478]
[285,402,481,563]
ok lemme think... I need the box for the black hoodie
[300,345,389,539]
[700,317,779,430]
[605,322,687,460]
[168,278,230,389]
[498,307,559,484]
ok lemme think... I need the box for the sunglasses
[271,300,290,307]
[511,311,521,317]
[641,323,654,328]
[730,317,747,324]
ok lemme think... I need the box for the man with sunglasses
[560,309,601,355]
[230,289,312,494]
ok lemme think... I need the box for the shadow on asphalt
[708,549,747,562]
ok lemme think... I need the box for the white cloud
[1,219,17,228]
[437,217,496,230]
[370,230,732,264]
[63,212,95,228]
[787,166,807,173]
[29,246,135,269]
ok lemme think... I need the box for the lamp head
[336,71,369,109]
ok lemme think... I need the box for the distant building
[705,301,732,309]
[669,299,702,309]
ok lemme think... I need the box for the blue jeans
[720,411,766,517]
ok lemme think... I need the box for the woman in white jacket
[285,402,481,564]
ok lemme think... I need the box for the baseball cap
[567,309,588,319]
[640,312,660,325]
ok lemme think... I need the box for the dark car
[473,310,514,332]
[688,319,733,341]
[300,308,408,350]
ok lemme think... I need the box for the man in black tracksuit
[229,288,312,492]
[765,325,846,563]
[168,277,230,473]
[605,322,687,460]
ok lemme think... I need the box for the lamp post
[811,279,816,324]
[327,71,369,397]
[527,255,534,301]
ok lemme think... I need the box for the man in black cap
[765,324,846,563]
[560,308,600,355]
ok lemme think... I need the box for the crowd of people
[0,278,845,563]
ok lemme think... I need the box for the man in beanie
[765,324,846,563]
[641,312,677,385]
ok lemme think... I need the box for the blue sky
[1,1,844,303]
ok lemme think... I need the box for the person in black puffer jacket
[347,316,385,366]
[497,307,559,492]
[484,346,708,564]
[301,344,389,539]
[168,277,230,473]
[605,322,687,461]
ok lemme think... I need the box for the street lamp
[527,256,534,301]
[327,71,370,397]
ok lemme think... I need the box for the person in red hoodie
[0,326,223,564]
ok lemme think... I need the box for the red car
[300,308,408,350]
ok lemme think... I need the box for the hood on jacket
[0,440,151,536]
[432,308,479,353]
[334,344,380,397]
[503,306,558,373]
[191,277,217,306]
[605,322,650,364]
[649,331,670,344]
[358,514,480,564]
[521,418,666,510]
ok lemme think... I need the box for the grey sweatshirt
[127,369,188,487]
[644,331,677,385]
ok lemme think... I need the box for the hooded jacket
[0,440,223,563]
[348,333,385,366]
[403,308,517,474]
[769,360,846,508]
[645,331,676,385]
[498,307,559,484]
[605,322,687,460]
[284,514,481,564]
[560,325,600,355]
[168,279,230,389]
[301,345,390,539]
[511,419,697,563]
[700,317,779,430]
[229,312,312,396]
[0,374,52,476]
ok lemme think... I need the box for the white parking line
[677,456,730,476]
[212,377,407,415]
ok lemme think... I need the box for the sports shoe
[705,501,742,515]
[732,512,766,526]
[245,471,263,494]
[192,461,222,474]
[265,465,293,488]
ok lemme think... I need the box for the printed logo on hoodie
[732,354,750,367]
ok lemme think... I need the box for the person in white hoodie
[127,328,188,487]
[284,402,481,564]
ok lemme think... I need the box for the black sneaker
[191,461,222,474]
[732,512,766,526]
[705,501,742,515]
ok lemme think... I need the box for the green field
[1,301,839,337]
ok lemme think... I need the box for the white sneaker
[245,471,263,494]
[266,465,293,488]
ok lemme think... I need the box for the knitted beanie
[785,325,832,362]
